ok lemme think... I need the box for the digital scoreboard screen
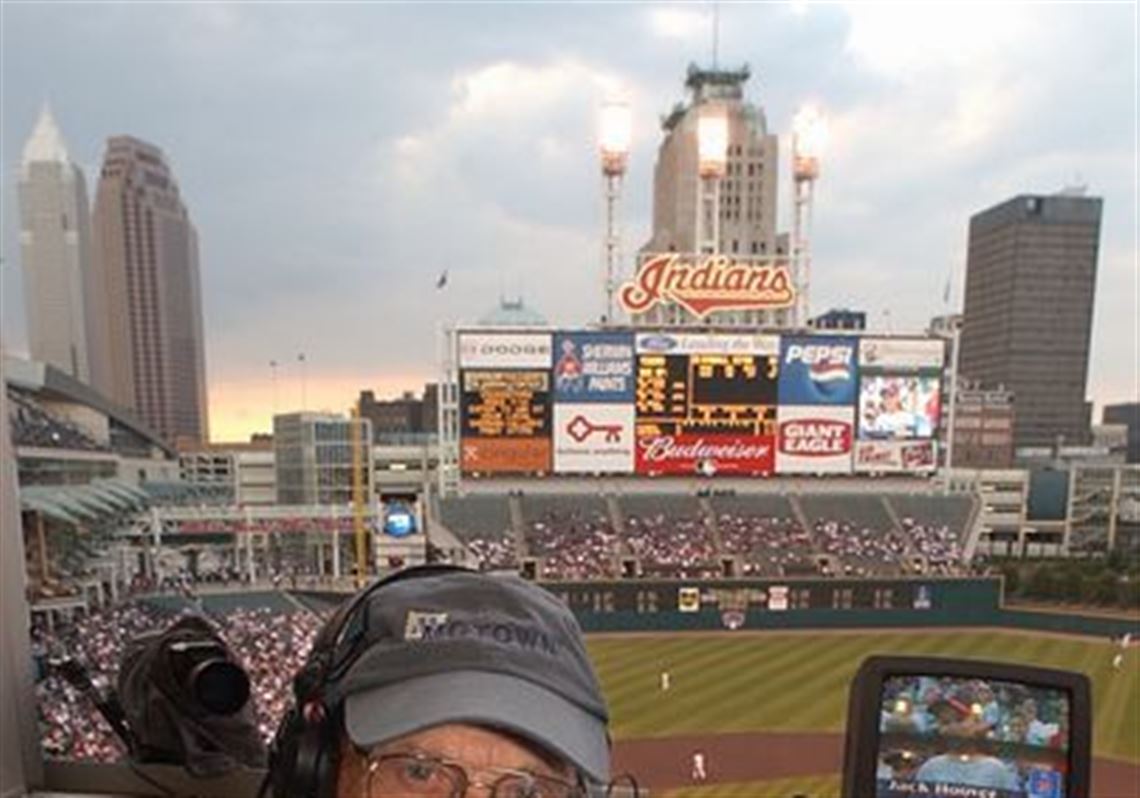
[460,370,551,438]
[635,354,778,435]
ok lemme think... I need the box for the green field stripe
[597,637,737,700]
[1092,648,1140,761]
[717,634,891,733]
[662,773,841,798]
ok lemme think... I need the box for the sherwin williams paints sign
[552,332,635,403]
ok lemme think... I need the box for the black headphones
[265,565,470,798]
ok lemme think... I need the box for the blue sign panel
[384,504,417,537]
[778,335,859,406]
[553,332,635,403]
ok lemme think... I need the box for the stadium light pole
[792,105,826,328]
[599,99,632,326]
[697,104,728,256]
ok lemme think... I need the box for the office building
[1103,403,1140,464]
[357,383,439,442]
[639,64,782,328]
[91,136,209,445]
[17,107,103,384]
[273,412,372,505]
[810,308,867,331]
[958,192,1102,451]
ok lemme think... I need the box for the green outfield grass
[586,630,1140,763]
[662,774,841,798]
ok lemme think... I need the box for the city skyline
[2,3,1135,442]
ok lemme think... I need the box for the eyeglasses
[366,752,585,798]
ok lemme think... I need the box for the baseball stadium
[6,324,1139,796]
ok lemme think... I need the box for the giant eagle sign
[618,253,796,317]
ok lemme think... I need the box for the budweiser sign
[635,433,774,475]
[619,253,796,317]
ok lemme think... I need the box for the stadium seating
[619,494,719,578]
[800,494,909,576]
[709,494,817,576]
[438,495,518,570]
[7,389,107,452]
[521,494,617,580]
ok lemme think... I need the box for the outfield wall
[539,578,1140,638]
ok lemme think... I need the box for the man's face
[336,723,577,798]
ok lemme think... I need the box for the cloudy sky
[2,2,1136,441]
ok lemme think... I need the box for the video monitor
[842,657,1090,798]
[858,374,941,439]
[876,675,1070,797]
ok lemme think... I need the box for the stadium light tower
[792,105,827,327]
[599,99,632,325]
[697,104,729,255]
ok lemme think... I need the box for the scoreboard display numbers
[636,353,779,436]
[461,370,551,438]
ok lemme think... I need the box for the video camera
[54,614,266,779]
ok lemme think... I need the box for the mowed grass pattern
[586,631,1140,762]
[662,774,841,798]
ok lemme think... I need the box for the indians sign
[618,253,796,317]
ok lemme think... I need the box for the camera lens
[191,660,250,715]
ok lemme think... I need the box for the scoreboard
[453,329,944,477]
[635,354,778,435]
[461,370,550,438]
[459,370,552,473]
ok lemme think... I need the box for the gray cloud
[2,2,1134,435]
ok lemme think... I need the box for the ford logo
[639,335,677,352]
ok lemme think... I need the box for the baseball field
[586,629,1140,797]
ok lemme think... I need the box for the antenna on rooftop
[711,2,720,68]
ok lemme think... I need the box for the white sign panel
[553,403,635,474]
[635,332,780,356]
[858,338,945,371]
[853,439,938,474]
[776,405,855,474]
[459,332,552,369]
[768,585,789,611]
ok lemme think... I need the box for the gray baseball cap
[326,567,610,783]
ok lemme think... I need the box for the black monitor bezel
[841,656,1092,798]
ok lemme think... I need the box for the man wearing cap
[271,565,611,798]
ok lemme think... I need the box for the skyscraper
[958,192,1103,452]
[91,136,209,444]
[17,107,103,383]
[639,64,782,327]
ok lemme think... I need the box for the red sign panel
[635,433,775,476]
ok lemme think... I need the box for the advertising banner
[853,440,937,473]
[460,370,551,473]
[635,432,775,475]
[461,438,551,474]
[458,332,552,369]
[552,332,635,403]
[859,337,944,371]
[768,586,789,611]
[635,332,780,356]
[553,404,634,474]
[858,374,941,439]
[776,405,855,474]
[777,335,859,406]
[618,253,795,317]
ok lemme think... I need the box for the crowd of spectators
[901,517,964,571]
[524,509,619,580]
[813,519,910,576]
[717,513,815,576]
[624,512,719,578]
[8,389,107,452]
[33,598,328,763]
[465,534,518,571]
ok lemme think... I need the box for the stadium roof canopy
[19,480,149,525]
[4,355,175,458]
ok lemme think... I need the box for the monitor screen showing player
[875,675,1070,798]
